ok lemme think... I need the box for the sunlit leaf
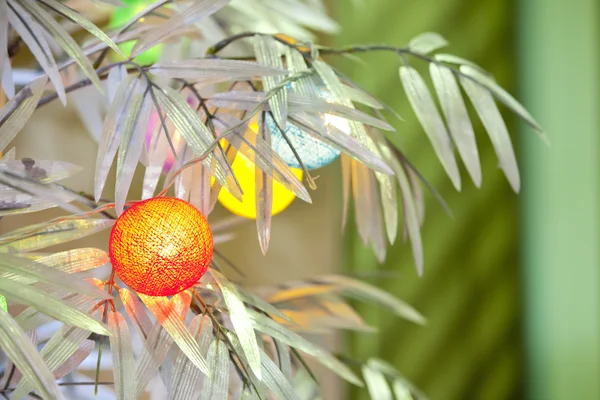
[10,310,99,399]
[132,0,230,57]
[254,34,288,130]
[109,311,136,400]
[95,68,135,202]
[36,248,109,274]
[211,269,262,380]
[140,294,210,376]
[18,0,102,91]
[363,359,393,400]
[115,92,152,214]
[0,278,110,335]
[459,75,520,192]
[7,1,65,103]
[119,288,152,339]
[154,84,241,200]
[135,292,189,397]
[248,309,363,386]
[0,77,47,153]
[54,339,95,379]
[460,65,544,135]
[0,253,109,299]
[0,218,114,253]
[408,32,448,55]
[38,0,123,56]
[430,63,481,187]
[170,315,213,400]
[150,59,286,81]
[400,65,461,190]
[200,339,230,400]
[316,275,426,324]
[258,347,299,400]
[0,307,65,400]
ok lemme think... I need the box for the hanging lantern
[217,149,303,220]
[108,0,163,65]
[0,295,6,311]
[109,197,213,296]
[263,91,351,170]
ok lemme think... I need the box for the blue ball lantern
[265,115,342,170]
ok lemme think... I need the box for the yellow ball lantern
[217,151,303,219]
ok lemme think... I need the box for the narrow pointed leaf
[109,311,135,400]
[150,59,286,81]
[430,63,481,186]
[0,218,114,253]
[258,347,299,400]
[54,339,95,379]
[95,71,135,202]
[119,288,152,339]
[19,0,102,91]
[0,279,110,335]
[254,35,287,129]
[317,275,425,325]
[363,360,393,400]
[132,0,230,56]
[400,66,461,190]
[38,0,123,56]
[11,311,98,399]
[211,269,262,380]
[140,294,210,376]
[36,248,109,274]
[170,315,213,400]
[408,32,448,54]
[459,76,520,192]
[0,77,47,153]
[248,309,362,386]
[0,307,65,400]
[199,339,230,400]
[115,93,152,213]
[7,1,65,103]
[460,65,544,134]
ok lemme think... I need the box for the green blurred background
[330,0,600,399]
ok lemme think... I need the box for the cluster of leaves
[0,0,543,399]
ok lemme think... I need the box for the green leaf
[0,218,114,253]
[0,254,109,299]
[38,0,123,56]
[154,84,242,200]
[399,65,461,190]
[0,279,110,335]
[408,32,448,55]
[459,75,520,192]
[247,309,363,386]
[132,0,229,57]
[211,269,262,380]
[7,1,65,103]
[140,294,211,377]
[36,248,109,274]
[109,311,136,400]
[317,275,426,325]
[0,307,65,400]
[10,312,98,399]
[258,347,299,400]
[430,63,481,187]
[459,65,544,135]
[170,314,213,400]
[0,77,47,153]
[363,359,393,400]
[254,34,288,130]
[200,339,230,400]
[19,0,102,92]
[95,68,135,202]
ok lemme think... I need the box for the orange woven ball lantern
[109,197,213,297]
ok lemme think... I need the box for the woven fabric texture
[109,197,213,296]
